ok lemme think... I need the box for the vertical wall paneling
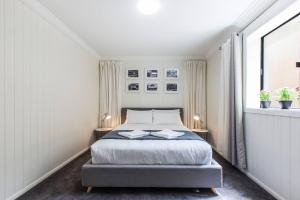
[14,0,24,192]
[245,112,300,200]
[279,116,290,200]
[0,0,6,198]
[5,0,16,196]
[0,0,99,199]
[268,116,281,193]
[31,9,38,183]
[290,118,300,200]
[22,4,32,187]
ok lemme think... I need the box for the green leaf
[278,87,294,101]
[260,90,271,101]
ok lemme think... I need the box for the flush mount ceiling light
[137,0,160,15]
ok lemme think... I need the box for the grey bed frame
[82,107,223,192]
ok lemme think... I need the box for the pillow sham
[153,109,182,125]
[126,109,153,124]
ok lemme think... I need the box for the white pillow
[126,110,153,124]
[153,109,183,125]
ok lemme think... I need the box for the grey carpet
[17,150,276,200]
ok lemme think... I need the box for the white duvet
[91,124,212,165]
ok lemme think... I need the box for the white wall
[206,51,221,148]
[206,1,300,200]
[120,58,185,108]
[0,0,99,199]
[242,1,300,200]
[244,110,300,200]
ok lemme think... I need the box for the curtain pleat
[99,60,121,128]
[183,60,207,129]
[218,33,247,169]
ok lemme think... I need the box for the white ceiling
[38,0,272,57]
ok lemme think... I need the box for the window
[261,13,300,108]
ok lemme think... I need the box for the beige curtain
[99,60,122,128]
[183,60,207,129]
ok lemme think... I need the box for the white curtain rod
[219,0,278,50]
[238,0,278,34]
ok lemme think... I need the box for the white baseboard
[212,147,284,200]
[242,170,284,200]
[6,147,90,200]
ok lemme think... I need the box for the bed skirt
[81,159,223,188]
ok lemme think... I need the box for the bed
[82,108,223,192]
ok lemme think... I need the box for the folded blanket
[118,130,150,139]
[102,130,203,140]
[150,129,185,139]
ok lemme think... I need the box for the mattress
[91,124,212,165]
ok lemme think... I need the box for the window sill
[245,108,300,118]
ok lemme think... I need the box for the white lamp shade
[103,113,111,120]
[193,114,200,121]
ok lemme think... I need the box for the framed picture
[127,81,140,93]
[145,68,159,79]
[165,68,179,79]
[145,82,159,93]
[165,82,178,93]
[126,69,140,79]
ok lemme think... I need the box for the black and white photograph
[145,82,159,93]
[165,83,178,93]
[127,69,139,79]
[127,82,140,92]
[145,68,159,79]
[165,68,179,79]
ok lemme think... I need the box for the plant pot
[260,101,271,109]
[279,101,293,109]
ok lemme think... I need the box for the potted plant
[260,90,272,108]
[278,87,293,109]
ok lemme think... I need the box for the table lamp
[193,114,202,129]
[101,113,111,127]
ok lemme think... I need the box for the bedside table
[191,129,209,141]
[94,128,113,140]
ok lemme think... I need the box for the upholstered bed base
[81,159,223,189]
